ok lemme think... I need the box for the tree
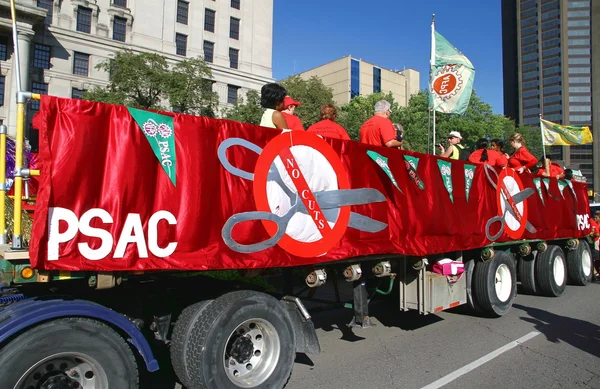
[166,57,219,116]
[83,50,218,116]
[280,76,334,128]
[223,90,263,125]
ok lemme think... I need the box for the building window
[203,41,214,63]
[230,17,240,39]
[31,82,48,110]
[113,16,127,42]
[76,6,92,33]
[112,0,127,7]
[37,0,53,25]
[33,44,51,69]
[177,1,189,24]
[351,58,360,99]
[73,52,90,76]
[373,67,381,93]
[176,33,187,56]
[204,9,215,32]
[72,88,86,99]
[0,76,4,106]
[231,0,240,9]
[0,37,7,61]
[229,48,239,69]
[227,85,239,104]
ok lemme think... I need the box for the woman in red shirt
[307,105,351,140]
[508,133,538,173]
[468,138,507,168]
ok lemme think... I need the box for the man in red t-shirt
[281,96,304,131]
[359,100,403,148]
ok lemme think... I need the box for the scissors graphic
[218,137,388,254]
[484,165,537,241]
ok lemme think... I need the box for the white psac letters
[576,214,590,231]
[48,208,178,261]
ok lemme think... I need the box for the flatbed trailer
[0,3,595,387]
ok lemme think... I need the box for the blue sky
[272,0,505,114]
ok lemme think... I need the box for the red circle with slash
[496,169,528,239]
[253,131,351,257]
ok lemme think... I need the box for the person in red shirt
[468,138,507,168]
[531,158,565,179]
[281,96,304,131]
[307,104,351,140]
[508,133,538,173]
[359,100,403,148]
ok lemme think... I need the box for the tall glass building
[502,0,599,191]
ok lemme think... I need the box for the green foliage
[223,90,263,125]
[82,50,217,116]
[280,76,335,128]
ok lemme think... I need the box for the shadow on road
[514,303,600,359]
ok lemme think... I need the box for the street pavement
[286,280,600,389]
[159,279,600,389]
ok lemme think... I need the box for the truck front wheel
[171,290,296,389]
[0,317,139,389]
[566,240,593,286]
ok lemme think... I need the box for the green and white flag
[437,160,454,202]
[464,164,476,202]
[557,180,567,199]
[429,31,475,115]
[367,150,402,193]
[533,178,544,205]
[128,107,177,186]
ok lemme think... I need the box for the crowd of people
[259,82,570,178]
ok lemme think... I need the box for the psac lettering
[48,208,178,261]
[576,214,590,231]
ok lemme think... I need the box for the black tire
[0,317,138,389]
[170,300,213,389]
[566,241,593,286]
[473,251,517,317]
[536,245,567,297]
[518,251,538,295]
[170,290,296,389]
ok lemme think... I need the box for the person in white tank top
[260,83,289,129]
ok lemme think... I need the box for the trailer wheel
[170,290,295,389]
[566,241,593,286]
[0,317,138,389]
[473,251,517,317]
[536,245,567,297]
[518,251,538,295]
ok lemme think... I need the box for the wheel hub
[230,335,254,364]
[42,374,75,389]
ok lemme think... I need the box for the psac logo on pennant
[47,207,178,261]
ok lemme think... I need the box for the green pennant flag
[464,164,475,202]
[128,107,177,186]
[403,155,425,190]
[437,159,454,202]
[566,180,577,200]
[533,178,544,205]
[366,151,403,193]
[557,180,567,199]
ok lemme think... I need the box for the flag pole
[430,14,436,155]
[539,113,547,161]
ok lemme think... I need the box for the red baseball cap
[283,96,301,108]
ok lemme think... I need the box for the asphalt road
[286,280,600,389]
[159,279,600,389]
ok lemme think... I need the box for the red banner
[29,96,591,271]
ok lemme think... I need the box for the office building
[294,56,420,107]
[0,0,274,144]
[502,0,599,190]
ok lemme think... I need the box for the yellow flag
[541,118,593,146]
